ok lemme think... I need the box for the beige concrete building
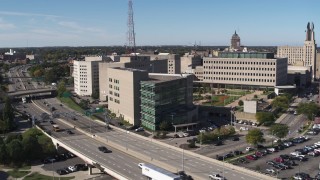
[73,58,101,96]
[149,53,180,74]
[180,53,202,73]
[201,52,288,87]
[287,65,312,87]
[277,22,317,79]
[316,52,320,78]
[99,55,168,101]
[106,67,149,125]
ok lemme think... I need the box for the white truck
[138,163,181,180]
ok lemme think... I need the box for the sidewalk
[225,90,264,107]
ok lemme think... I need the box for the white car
[246,147,254,151]
[314,141,320,146]
[209,173,225,180]
[240,127,248,131]
[266,168,276,174]
[267,148,276,152]
[183,132,189,137]
[138,163,144,168]
[68,166,77,172]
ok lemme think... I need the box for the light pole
[182,148,184,172]
[51,159,54,180]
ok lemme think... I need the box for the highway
[31,98,274,180]
[16,102,146,180]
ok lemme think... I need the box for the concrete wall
[244,100,257,113]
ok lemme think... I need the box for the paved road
[16,102,146,180]
[29,98,274,180]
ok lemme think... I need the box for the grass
[225,90,251,96]
[24,172,75,180]
[7,170,30,178]
[58,97,85,113]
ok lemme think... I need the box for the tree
[159,121,170,131]
[79,99,89,110]
[269,124,289,139]
[33,69,44,77]
[297,102,319,120]
[6,139,24,163]
[37,135,56,157]
[0,137,7,163]
[22,136,42,160]
[238,100,244,106]
[2,97,15,131]
[255,112,275,126]
[22,128,42,140]
[271,96,290,112]
[245,129,265,146]
[5,134,22,144]
[57,80,66,97]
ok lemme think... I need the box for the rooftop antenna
[127,0,136,55]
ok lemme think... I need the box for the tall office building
[73,58,101,96]
[277,22,317,79]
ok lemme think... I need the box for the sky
[0,0,319,47]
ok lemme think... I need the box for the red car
[255,151,264,157]
[246,155,257,160]
[274,157,284,163]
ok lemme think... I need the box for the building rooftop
[145,73,188,83]
[111,67,147,72]
[218,52,274,59]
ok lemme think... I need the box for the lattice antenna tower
[127,0,136,54]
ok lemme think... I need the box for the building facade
[201,52,288,87]
[180,54,202,73]
[230,31,241,50]
[106,68,149,125]
[140,74,196,131]
[277,22,317,79]
[73,59,101,96]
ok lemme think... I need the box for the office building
[287,66,311,87]
[149,53,181,74]
[180,53,202,73]
[73,58,101,96]
[106,67,149,125]
[140,73,197,131]
[277,22,317,79]
[201,52,288,88]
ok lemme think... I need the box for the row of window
[204,60,276,66]
[203,76,275,82]
[204,66,276,71]
[204,72,276,77]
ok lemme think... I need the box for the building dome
[231,31,241,50]
[232,31,240,39]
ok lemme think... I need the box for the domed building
[230,31,241,50]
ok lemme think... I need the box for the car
[173,134,180,138]
[66,130,74,135]
[232,137,240,141]
[223,153,234,159]
[233,150,242,155]
[267,148,277,153]
[68,166,77,172]
[284,160,297,166]
[215,141,223,146]
[255,151,264,157]
[176,171,193,180]
[293,172,311,180]
[279,154,290,159]
[266,160,276,165]
[42,157,56,164]
[216,155,223,161]
[306,130,318,135]
[274,157,284,163]
[245,155,257,160]
[72,117,77,120]
[98,146,111,153]
[56,169,69,175]
[209,173,225,180]
[135,127,144,132]
[183,132,189,137]
[307,151,319,157]
[290,151,303,156]
[266,168,276,174]
[245,147,254,151]
[49,120,55,124]
[74,164,88,171]
[283,141,293,147]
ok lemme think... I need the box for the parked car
[74,164,88,171]
[233,150,242,155]
[266,160,276,165]
[267,147,277,153]
[274,157,285,163]
[135,127,144,132]
[245,155,257,160]
[246,147,254,151]
[68,166,77,172]
[266,168,276,174]
[209,173,225,180]
[237,158,248,164]
[232,137,240,141]
[66,130,73,135]
[215,141,223,146]
[42,157,56,164]
[56,169,69,175]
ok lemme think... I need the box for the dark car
[233,150,243,155]
[266,160,276,165]
[177,171,193,180]
[42,157,56,164]
[75,164,88,171]
[279,154,290,159]
[49,120,55,124]
[66,130,74,135]
[56,169,69,175]
[215,141,223,146]
[216,155,223,161]
[237,158,248,164]
[246,155,257,160]
[232,137,240,141]
[98,146,112,153]
[223,153,234,159]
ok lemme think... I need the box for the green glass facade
[140,78,188,131]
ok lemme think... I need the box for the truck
[138,163,181,180]
[52,124,60,132]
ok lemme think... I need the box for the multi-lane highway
[30,98,274,180]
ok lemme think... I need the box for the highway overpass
[7,88,56,97]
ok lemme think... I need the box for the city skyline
[0,0,319,47]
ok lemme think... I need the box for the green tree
[22,128,42,140]
[255,112,275,126]
[37,135,56,157]
[22,136,42,160]
[245,129,265,146]
[91,90,99,100]
[6,139,24,163]
[269,124,289,139]
[5,134,22,144]
[238,100,244,106]
[297,102,319,120]
[79,99,89,110]
[44,69,58,84]
[2,97,15,131]
[33,69,44,77]
[271,96,290,112]
[0,137,7,163]
[159,121,170,131]
[57,80,66,97]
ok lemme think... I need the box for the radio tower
[127,0,136,54]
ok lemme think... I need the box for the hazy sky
[0,0,319,47]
